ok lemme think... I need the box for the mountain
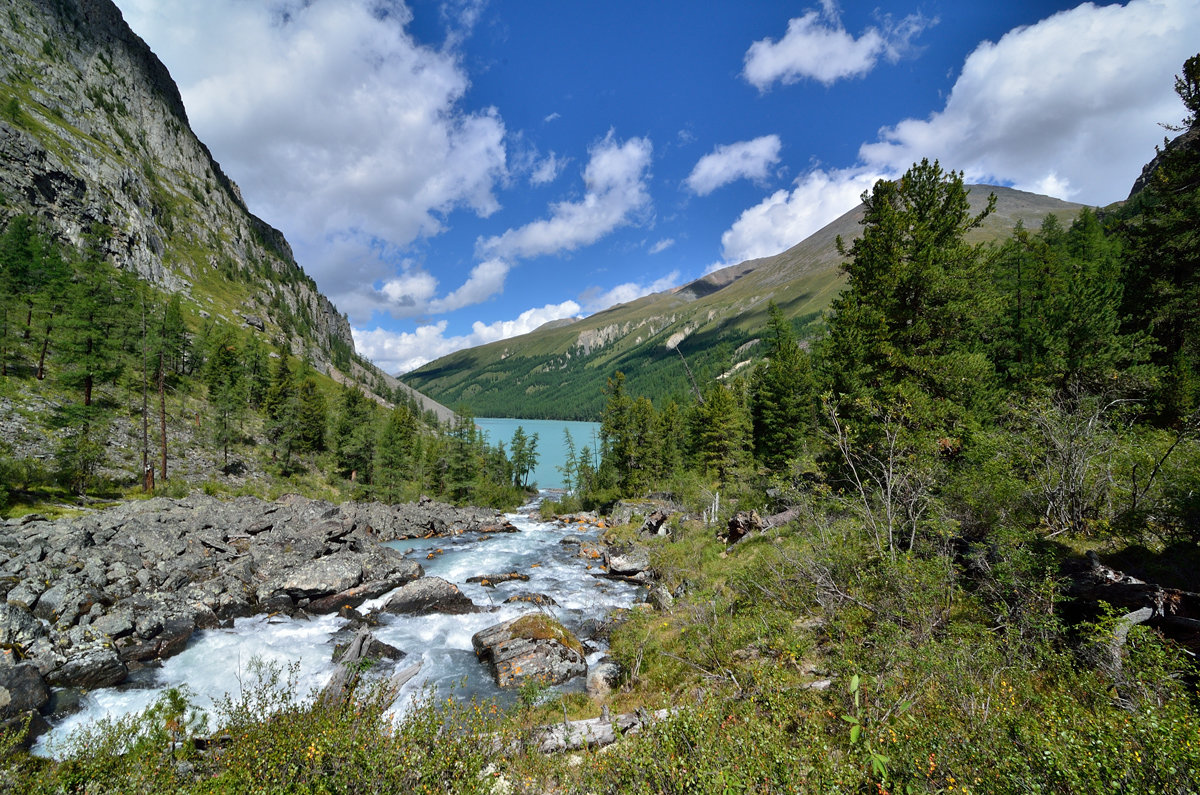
[0,0,448,421]
[403,185,1085,420]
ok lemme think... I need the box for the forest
[0,217,534,514]
[1,55,1198,795]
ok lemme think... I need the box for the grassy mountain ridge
[404,185,1085,419]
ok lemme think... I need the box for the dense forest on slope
[0,215,532,513]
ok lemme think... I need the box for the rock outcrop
[0,0,359,370]
[472,614,587,688]
[0,494,501,706]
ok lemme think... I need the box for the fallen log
[529,707,679,754]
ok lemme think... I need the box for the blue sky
[112,0,1199,374]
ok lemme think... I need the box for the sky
[110,0,1200,375]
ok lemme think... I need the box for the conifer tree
[1119,52,1200,421]
[693,380,751,486]
[374,404,417,502]
[819,159,1000,438]
[332,383,376,482]
[204,329,246,465]
[751,301,816,470]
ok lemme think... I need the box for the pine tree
[374,404,417,503]
[332,384,376,482]
[818,159,1000,438]
[750,302,817,470]
[204,329,246,466]
[1119,53,1200,421]
[693,380,751,486]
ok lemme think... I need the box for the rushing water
[34,498,638,756]
[474,418,601,490]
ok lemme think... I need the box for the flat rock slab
[382,577,477,615]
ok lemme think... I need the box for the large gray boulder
[0,603,47,649]
[47,645,127,690]
[472,614,587,688]
[0,663,49,721]
[382,577,477,616]
[604,544,651,576]
[258,554,363,602]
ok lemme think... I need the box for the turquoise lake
[474,417,601,490]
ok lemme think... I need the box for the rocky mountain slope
[0,0,447,423]
[403,185,1085,420]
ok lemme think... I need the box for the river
[34,498,639,756]
[474,418,601,491]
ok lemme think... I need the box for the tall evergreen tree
[204,329,246,465]
[693,380,751,486]
[374,404,417,503]
[994,211,1145,394]
[332,384,376,482]
[1118,52,1200,422]
[818,159,1000,438]
[750,301,817,470]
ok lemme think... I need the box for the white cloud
[381,268,439,309]
[858,0,1200,204]
[717,167,885,266]
[479,132,653,260]
[428,258,511,314]
[649,238,675,254]
[686,135,782,195]
[530,152,563,185]
[544,112,561,123]
[354,300,582,373]
[580,271,681,314]
[743,3,933,89]
[113,0,508,315]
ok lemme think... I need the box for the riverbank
[1,493,650,748]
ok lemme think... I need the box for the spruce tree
[818,159,1000,438]
[751,302,816,470]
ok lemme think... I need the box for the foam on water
[35,498,639,756]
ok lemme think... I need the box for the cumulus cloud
[530,152,563,185]
[743,2,933,89]
[353,300,582,373]
[113,0,508,314]
[686,135,782,195]
[479,132,653,260]
[717,167,885,266]
[858,0,1200,204]
[428,258,511,314]
[580,271,681,314]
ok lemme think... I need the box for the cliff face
[0,0,352,365]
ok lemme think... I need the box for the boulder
[647,585,674,612]
[32,579,102,626]
[47,646,127,690]
[638,510,672,538]
[265,554,363,600]
[604,544,651,576]
[0,603,47,648]
[586,657,622,699]
[471,614,587,688]
[0,663,49,721]
[382,577,477,616]
[503,592,558,607]
[90,609,135,639]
